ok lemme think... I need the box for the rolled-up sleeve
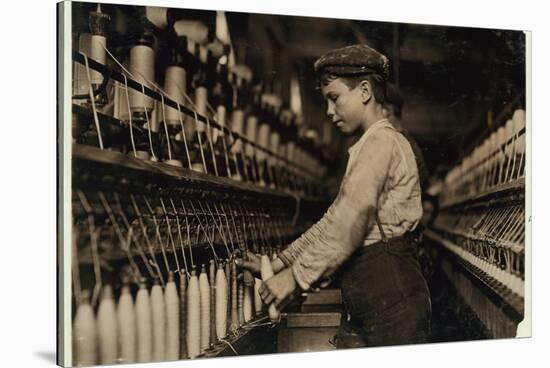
[280,129,395,290]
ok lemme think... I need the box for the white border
[60,0,73,365]
[516,30,531,338]
[2,1,548,367]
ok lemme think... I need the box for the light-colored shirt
[279,119,423,290]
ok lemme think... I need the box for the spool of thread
[216,105,227,128]
[504,119,515,182]
[74,33,92,97]
[199,45,208,64]
[260,255,281,323]
[287,141,296,163]
[215,264,228,339]
[245,116,258,157]
[90,35,107,84]
[194,87,208,133]
[512,109,526,179]
[129,44,155,113]
[225,260,232,332]
[209,260,217,345]
[145,6,168,29]
[150,100,161,133]
[230,261,239,331]
[187,40,196,58]
[216,11,231,44]
[496,126,506,185]
[237,281,245,326]
[164,66,187,125]
[254,278,263,315]
[113,58,134,122]
[243,285,254,322]
[97,285,118,365]
[73,290,97,366]
[199,265,211,352]
[269,130,281,167]
[183,83,197,142]
[165,159,184,167]
[135,280,153,363]
[191,162,205,173]
[257,122,270,161]
[513,109,526,131]
[487,132,497,189]
[213,105,227,144]
[173,20,209,44]
[207,38,225,58]
[117,284,136,364]
[187,268,201,358]
[179,272,188,359]
[478,146,485,192]
[483,139,491,191]
[231,110,245,153]
[165,273,180,361]
[151,279,166,361]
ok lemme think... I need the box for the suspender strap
[375,211,388,244]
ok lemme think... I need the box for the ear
[359,80,372,104]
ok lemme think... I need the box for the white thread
[160,197,180,270]
[160,94,173,161]
[170,198,189,274]
[130,194,164,285]
[143,197,171,277]
[176,102,193,169]
[122,75,137,157]
[194,111,208,174]
[98,192,141,280]
[219,339,238,355]
[206,118,219,176]
[181,200,195,268]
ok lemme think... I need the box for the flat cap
[314,44,389,79]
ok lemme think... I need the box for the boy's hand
[259,267,297,308]
[235,251,261,278]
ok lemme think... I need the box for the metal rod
[113,193,155,279]
[160,197,181,271]
[129,194,164,285]
[170,197,189,275]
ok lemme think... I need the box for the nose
[326,100,335,118]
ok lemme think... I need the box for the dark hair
[319,72,386,104]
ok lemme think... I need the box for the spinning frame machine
[426,100,527,339]
[70,4,328,365]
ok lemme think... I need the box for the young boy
[239,44,431,348]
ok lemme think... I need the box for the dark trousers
[336,233,431,348]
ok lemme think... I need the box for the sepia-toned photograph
[57,1,528,366]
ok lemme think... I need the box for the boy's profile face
[321,78,365,134]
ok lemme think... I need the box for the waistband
[354,231,419,261]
